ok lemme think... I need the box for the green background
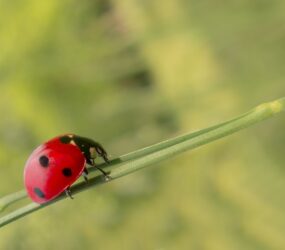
[1,0,285,249]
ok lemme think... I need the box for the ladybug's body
[24,134,109,204]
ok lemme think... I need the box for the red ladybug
[24,134,109,204]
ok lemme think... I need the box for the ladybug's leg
[82,168,89,183]
[95,145,109,163]
[90,159,111,181]
[65,187,74,199]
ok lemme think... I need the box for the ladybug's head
[59,134,108,163]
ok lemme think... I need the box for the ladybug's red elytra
[24,134,110,204]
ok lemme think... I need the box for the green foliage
[0,0,285,249]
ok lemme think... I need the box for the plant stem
[0,97,284,228]
[0,190,27,212]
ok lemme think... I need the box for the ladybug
[24,134,110,204]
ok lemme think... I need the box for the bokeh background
[1,0,285,249]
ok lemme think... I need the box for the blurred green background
[1,0,285,249]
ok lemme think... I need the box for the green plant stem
[0,105,253,208]
[0,190,27,212]
[0,97,284,228]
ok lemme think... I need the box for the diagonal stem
[0,97,284,228]
[0,190,27,212]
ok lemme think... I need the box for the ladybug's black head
[59,134,108,164]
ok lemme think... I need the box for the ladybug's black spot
[34,188,45,198]
[59,136,72,144]
[39,155,49,167]
[62,168,72,177]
